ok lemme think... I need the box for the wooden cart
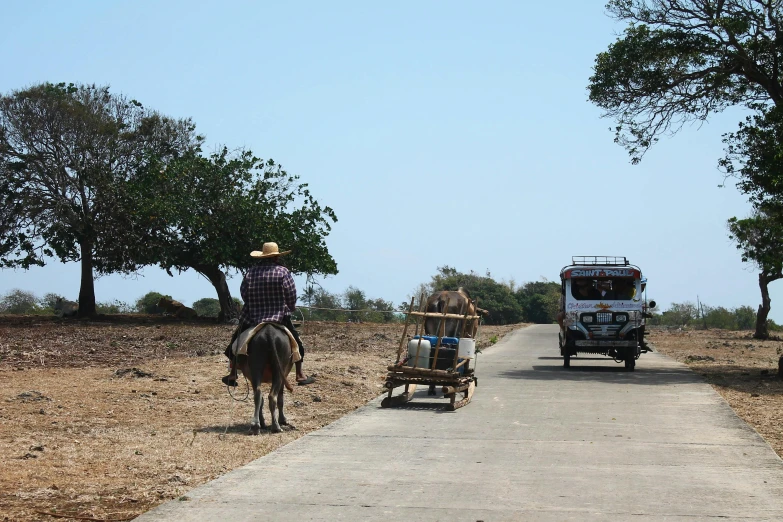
[382,295,481,411]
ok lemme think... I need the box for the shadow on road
[198,423,299,435]
[537,356,608,361]
[499,363,704,386]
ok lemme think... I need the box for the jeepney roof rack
[571,256,629,266]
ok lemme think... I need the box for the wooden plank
[386,365,457,377]
[407,311,481,320]
[387,377,464,387]
[430,297,450,372]
[442,383,470,395]
[381,384,417,408]
[395,297,415,364]
[446,380,476,411]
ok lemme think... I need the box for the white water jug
[407,339,431,368]
[458,338,476,359]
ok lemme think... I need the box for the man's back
[240,261,297,324]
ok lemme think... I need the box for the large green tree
[589,1,783,164]
[0,83,198,316]
[429,266,524,325]
[132,148,337,321]
[728,209,783,339]
[515,281,561,324]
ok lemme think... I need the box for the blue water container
[413,335,439,345]
[413,335,459,346]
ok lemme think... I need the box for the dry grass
[648,327,783,458]
[0,317,522,521]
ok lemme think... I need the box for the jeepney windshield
[570,278,638,301]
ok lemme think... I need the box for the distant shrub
[303,288,347,322]
[39,292,65,311]
[649,302,771,331]
[96,300,135,314]
[193,298,220,318]
[135,292,169,314]
[702,306,737,330]
[0,289,42,314]
[734,306,756,330]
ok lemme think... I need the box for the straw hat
[250,242,291,258]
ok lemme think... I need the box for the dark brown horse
[236,325,294,434]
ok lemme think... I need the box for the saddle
[232,322,301,361]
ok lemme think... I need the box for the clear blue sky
[1,1,775,319]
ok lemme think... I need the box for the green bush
[734,306,756,330]
[649,302,767,331]
[0,289,43,314]
[96,300,135,314]
[193,298,221,317]
[303,288,347,321]
[135,292,169,314]
[702,306,736,330]
[515,281,561,324]
[39,292,65,310]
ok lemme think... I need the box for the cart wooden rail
[381,294,482,411]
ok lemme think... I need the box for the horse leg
[277,386,288,426]
[268,383,282,433]
[250,386,264,435]
[247,337,269,435]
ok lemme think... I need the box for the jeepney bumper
[575,340,638,348]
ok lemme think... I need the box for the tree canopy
[589,0,783,164]
[131,148,338,320]
[0,82,199,315]
[721,104,783,206]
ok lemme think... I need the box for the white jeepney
[558,256,653,371]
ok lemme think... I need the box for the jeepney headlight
[582,315,593,323]
[616,314,628,323]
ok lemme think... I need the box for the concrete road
[135,325,783,521]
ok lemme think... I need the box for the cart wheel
[564,352,571,368]
[624,357,635,371]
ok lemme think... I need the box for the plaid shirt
[239,261,297,324]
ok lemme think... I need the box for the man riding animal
[222,242,315,388]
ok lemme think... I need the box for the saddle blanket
[231,323,302,364]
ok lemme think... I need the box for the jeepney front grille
[587,324,622,339]
[596,312,612,323]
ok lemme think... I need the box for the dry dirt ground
[0,316,522,522]
[648,327,783,459]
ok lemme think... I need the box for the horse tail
[268,333,294,392]
[251,337,269,392]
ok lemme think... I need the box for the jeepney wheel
[564,352,571,368]
[624,357,635,371]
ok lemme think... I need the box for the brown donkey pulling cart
[382,295,483,411]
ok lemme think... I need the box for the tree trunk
[755,272,772,340]
[77,242,97,317]
[194,264,238,323]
